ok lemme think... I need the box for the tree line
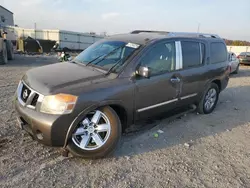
[224,39,250,46]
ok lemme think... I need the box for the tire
[197,83,219,114]
[0,42,8,65]
[6,41,14,60]
[67,106,121,159]
[232,64,239,74]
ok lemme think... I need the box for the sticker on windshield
[126,43,140,49]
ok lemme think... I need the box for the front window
[74,41,140,73]
[140,42,176,75]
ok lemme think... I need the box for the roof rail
[130,30,220,38]
[131,30,169,35]
[168,32,220,38]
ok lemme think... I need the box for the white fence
[227,46,250,56]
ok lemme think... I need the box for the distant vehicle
[52,44,72,62]
[238,52,250,65]
[58,51,72,62]
[14,30,230,158]
[0,29,14,64]
[228,52,240,74]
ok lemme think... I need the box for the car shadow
[1,54,58,67]
[113,84,250,158]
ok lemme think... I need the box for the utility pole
[34,22,37,39]
[197,23,200,34]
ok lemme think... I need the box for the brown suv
[14,31,230,158]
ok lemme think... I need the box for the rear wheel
[0,42,8,65]
[197,83,219,114]
[67,106,121,159]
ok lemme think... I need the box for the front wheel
[197,83,219,114]
[67,106,121,159]
[0,42,8,65]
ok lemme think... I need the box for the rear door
[174,39,208,105]
[230,53,239,71]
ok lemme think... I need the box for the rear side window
[210,42,227,63]
[181,41,204,69]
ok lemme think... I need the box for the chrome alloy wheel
[204,88,217,111]
[72,110,111,151]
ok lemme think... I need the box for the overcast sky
[1,0,250,41]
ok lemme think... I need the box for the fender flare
[197,78,221,101]
[63,100,127,148]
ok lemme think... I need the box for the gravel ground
[1,55,250,188]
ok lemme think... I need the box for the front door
[134,40,182,120]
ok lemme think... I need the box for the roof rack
[130,30,220,38]
[131,30,169,35]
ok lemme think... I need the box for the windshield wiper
[106,59,123,74]
[85,54,105,66]
[106,48,139,74]
[86,46,124,66]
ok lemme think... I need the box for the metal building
[0,5,14,26]
[6,26,104,51]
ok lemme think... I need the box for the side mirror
[137,66,150,78]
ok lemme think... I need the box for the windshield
[74,41,140,72]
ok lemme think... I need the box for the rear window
[210,42,227,64]
[182,41,205,69]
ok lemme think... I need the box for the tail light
[237,55,240,59]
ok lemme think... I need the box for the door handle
[170,77,181,83]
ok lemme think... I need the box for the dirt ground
[1,55,250,188]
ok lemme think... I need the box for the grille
[31,93,39,106]
[21,84,31,102]
[17,81,41,109]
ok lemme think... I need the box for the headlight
[40,94,78,115]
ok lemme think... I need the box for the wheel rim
[204,88,217,111]
[72,110,111,151]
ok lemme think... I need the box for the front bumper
[14,94,75,147]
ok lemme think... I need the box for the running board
[125,104,197,134]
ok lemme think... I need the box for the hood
[23,62,110,95]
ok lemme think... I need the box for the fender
[196,77,222,102]
[63,100,129,148]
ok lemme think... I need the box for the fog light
[36,130,43,140]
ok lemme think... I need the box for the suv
[14,30,230,158]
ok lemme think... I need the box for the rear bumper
[239,59,250,64]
